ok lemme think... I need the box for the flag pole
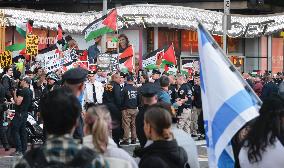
[197,20,262,105]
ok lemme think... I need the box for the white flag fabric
[197,24,261,168]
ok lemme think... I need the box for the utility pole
[223,0,230,54]
[102,0,107,53]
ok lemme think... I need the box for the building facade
[2,4,284,74]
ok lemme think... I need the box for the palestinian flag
[142,49,164,70]
[16,20,33,37]
[57,24,63,41]
[83,9,117,42]
[163,44,177,65]
[119,45,134,72]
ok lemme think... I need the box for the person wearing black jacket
[1,66,15,101]
[176,75,193,115]
[260,75,279,100]
[102,73,122,146]
[168,75,177,104]
[102,73,122,108]
[192,77,204,139]
[0,82,9,151]
[135,83,158,147]
[120,75,138,145]
[135,105,189,168]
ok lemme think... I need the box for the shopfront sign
[212,20,275,38]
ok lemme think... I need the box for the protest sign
[110,53,119,72]
[97,53,111,71]
[26,34,39,56]
[0,51,12,68]
[44,50,61,73]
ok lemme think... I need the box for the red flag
[163,44,177,65]
[164,64,169,72]
[119,45,133,59]
[79,50,88,61]
[26,20,33,34]
[124,56,134,72]
[57,24,63,41]
[102,9,117,31]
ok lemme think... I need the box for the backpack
[21,147,98,168]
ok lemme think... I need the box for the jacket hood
[137,139,188,167]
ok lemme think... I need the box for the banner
[44,50,61,73]
[0,51,12,68]
[26,34,39,56]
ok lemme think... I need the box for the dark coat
[122,84,138,109]
[260,81,279,100]
[136,140,189,168]
[102,81,122,109]
[136,105,149,148]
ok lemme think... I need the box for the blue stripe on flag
[212,89,255,148]
[200,29,209,46]
[218,149,235,168]
[199,62,205,93]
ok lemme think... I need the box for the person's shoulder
[13,157,31,168]
[14,147,43,168]
[139,155,168,168]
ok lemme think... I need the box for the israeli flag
[197,23,261,168]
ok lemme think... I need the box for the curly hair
[118,34,130,50]
[244,94,284,163]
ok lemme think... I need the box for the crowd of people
[0,56,283,168]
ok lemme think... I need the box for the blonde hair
[84,105,112,153]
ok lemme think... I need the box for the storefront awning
[2,4,284,38]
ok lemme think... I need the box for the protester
[243,73,254,88]
[62,67,88,143]
[260,75,279,100]
[238,95,284,168]
[168,74,177,104]
[118,34,130,53]
[192,76,202,137]
[136,83,158,147]
[102,72,123,146]
[0,81,9,151]
[43,72,60,94]
[176,74,193,134]
[253,77,263,97]
[120,75,139,145]
[155,102,200,168]
[11,77,33,156]
[151,69,161,86]
[157,76,181,109]
[135,105,189,168]
[1,66,15,101]
[14,88,108,168]
[83,104,138,168]
[88,36,102,64]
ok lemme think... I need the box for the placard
[0,51,12,68]
[26,34,39,56]
[44,50,61,73]
[97,53,111,71]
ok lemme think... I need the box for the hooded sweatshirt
[136,139,189,168]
